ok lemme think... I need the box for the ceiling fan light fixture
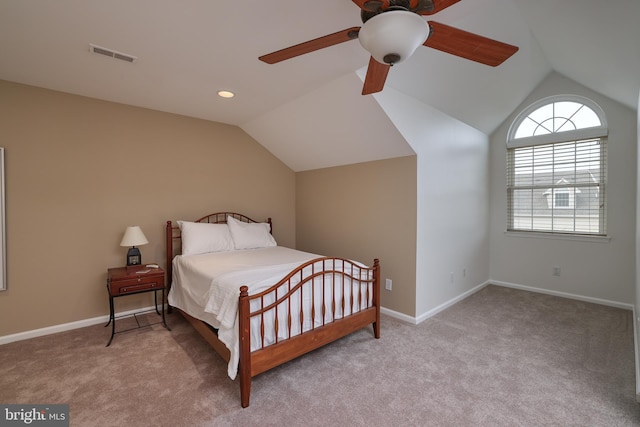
[358,10,430,65]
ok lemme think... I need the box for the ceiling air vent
[89,44,137,63]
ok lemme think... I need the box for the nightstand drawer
[109,277,162,295]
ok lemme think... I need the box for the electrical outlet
[553,266,561,276]
[385,278,392,291]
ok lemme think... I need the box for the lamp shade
[358,10,430,65]
[119,226,149,247]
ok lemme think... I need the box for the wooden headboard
[165,212,272,293]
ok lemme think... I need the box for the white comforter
[169,246,349,379]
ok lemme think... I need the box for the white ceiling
[1,0,638,171]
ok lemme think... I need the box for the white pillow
[227,216,277,250]
[178,220,235,255]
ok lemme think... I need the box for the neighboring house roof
[513,169,601,216]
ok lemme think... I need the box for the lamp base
[126,247,142,266]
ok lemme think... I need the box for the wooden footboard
[165,214,380,408]
[237,257,380,407]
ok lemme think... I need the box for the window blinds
[507,138,606,235]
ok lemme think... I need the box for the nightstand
[105,265,170,346]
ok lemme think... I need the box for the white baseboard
[415,281,491,324]
[0,305,159,346]
[382,281,491,325]
[490,280,634,311]
[380,306,419,324]
[384,279,634,326]
[634,305,640,403]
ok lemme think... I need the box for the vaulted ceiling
[1,0,638,171]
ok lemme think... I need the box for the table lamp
[120,226,148,266]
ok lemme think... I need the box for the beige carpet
[1,285,639,426]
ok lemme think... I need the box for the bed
[165,212,380,407]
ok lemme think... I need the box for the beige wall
[0,80,295,337]
[295,156,417,316]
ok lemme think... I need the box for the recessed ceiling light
[217,90,235,98]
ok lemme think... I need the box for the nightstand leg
[154,291,160,315]
[105,288,113,327]
[106,296,115,347]
[160,288,170,331]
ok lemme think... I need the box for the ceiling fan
[259,0,519,95]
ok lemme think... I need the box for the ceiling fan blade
[259,27,360,64]
[352,0,386,12]
[362,56,391,95]
[424,21,519,66]
[416,0,461,15]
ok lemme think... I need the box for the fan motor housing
[361,0,435,23]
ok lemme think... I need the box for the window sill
[504,231,611,243]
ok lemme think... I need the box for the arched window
[506,95,608,236]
